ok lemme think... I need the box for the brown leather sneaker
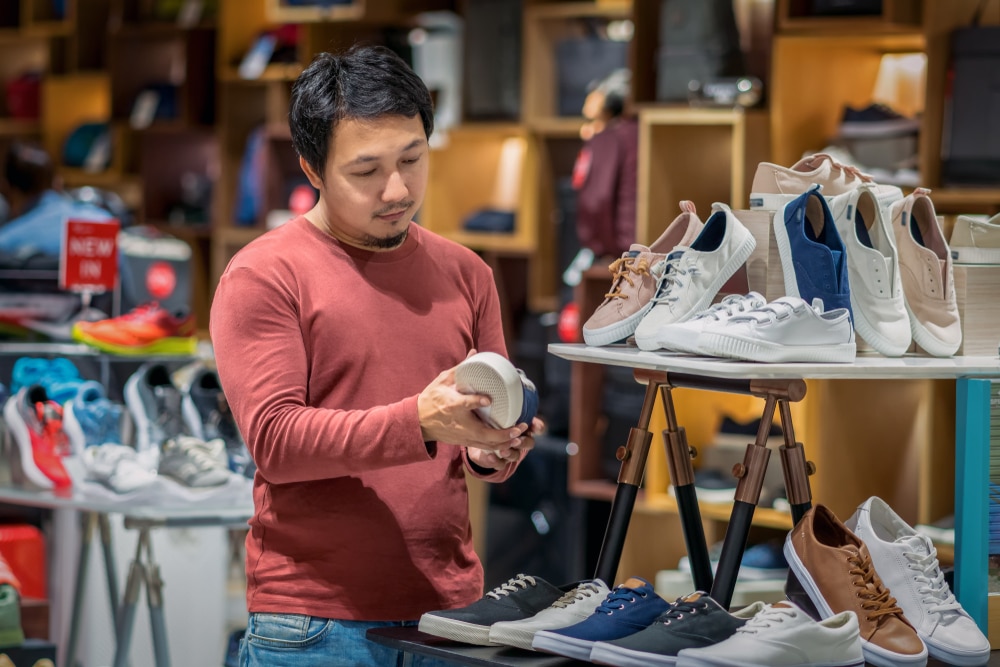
[783,504,928,667]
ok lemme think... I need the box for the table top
[0,485,253,527]
[547,344,1000,380]
[366,627,588,666]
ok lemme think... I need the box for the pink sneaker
[582,202,703,346]
[750,153,903,211]
[888,188,962,357]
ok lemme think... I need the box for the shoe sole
[782,537,928,667]
[672,653,864,667]
[850,293,911,357]
[3,397,55,490]
[417,613,495,646]
[751,189,902,213]
[72,324,197,356]
[455,352,524,429]
[487,624,540,651]
[922,634,991,667]
[531,631,595,661]
[589,642,678,666]
[583,300,655,347]
[634,228,756,352]
[697,331,856,363]
[903,302,961,357]
[951,246,1000,265]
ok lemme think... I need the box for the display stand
[369,345,1000,665]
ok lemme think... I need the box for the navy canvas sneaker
[589,592,766,667]
[774,185,852,318]
[418,574,572,646]
[532,577,671,660]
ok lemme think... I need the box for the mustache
[374,201,415,217]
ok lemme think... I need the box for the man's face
[304,114,428,250]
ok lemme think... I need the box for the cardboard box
[953,264,1000,357]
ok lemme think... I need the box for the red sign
[60,219,121,293]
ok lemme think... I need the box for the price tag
[59,219,121,293]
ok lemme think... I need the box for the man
[210,45,542,666]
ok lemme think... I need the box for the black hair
[4,140,54,196]
[289,44,434,178]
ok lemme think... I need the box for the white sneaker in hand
[455,352,538,429]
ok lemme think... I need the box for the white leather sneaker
[675,601,864,667]
[654,292,766,354]
[828,186,911,357]
[696,296,856,363]
[488,579,610,651]
[633,203,756,351]
[950,212,1000,265]
[846,496,990,667]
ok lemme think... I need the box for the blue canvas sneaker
[774,185,852,318]
[532,577,671,660]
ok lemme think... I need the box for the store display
[783,504,927,667]
[72,302,197,356]
[582,201,703,347]
[81,443,158,493]
[828,186,912,357]
[175,362,254,477]
[589,593,765,667]
[633,203,756,351]
[417,573,572,646]
[454,351,538,430]
[887,188,962,357]
[750,153,903,211]
[950,213,1000,265]
[124,362,195,453]
[531,577,670,660]
[157,436,231,488]
[845,496,991,666]
[488,579,609,651]
[654,291,766,355]
[675,601,864,667]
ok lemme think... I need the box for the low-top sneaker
[654,292,766,354]
[889,188,962,357]
[590,592,765,667]
[828,186,911,356]
[696,296,856,363]
[950,212,1000,265]
[488,579,610,650]
[532,577,670,660]
[750,153,903,211]
[455,352,537,429]
[83,443,158,494]
[583,201,703,346]
[158,435,231,488]
[675,601,864,667]
[633,203,756,351]
[846,496,990,666]
[418,574,572,646]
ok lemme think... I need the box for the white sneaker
[950,212,1000,265]
[845,497,990,667]
[828,186,912,357]
[654,292,766,354]
[454,351,538,429]
[750,153,903,211]
[697,297,856,363]
[634,203,756,351]
[675,601,864,667]
[488,579,610,650]
[83,443,158,494]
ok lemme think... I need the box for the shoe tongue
[627,244,649,255]
[897,533,931,555]
[621,577,649,590]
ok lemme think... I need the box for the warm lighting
[871,53,927,118]
[491,137,526,211]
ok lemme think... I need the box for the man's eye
[403,156,421,165]
[355,169,377,177]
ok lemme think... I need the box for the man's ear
[299,155,323,189]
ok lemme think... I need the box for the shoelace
[736,604,797,634]
[649,252,697,305]
[485,574,537,600]
[604,254,653,300]
[902,535,962,615]
[658,598,709,625]
[692,293,765,322]
[847,549,905,623]
[595,584,649,614]
[550,581,604,609]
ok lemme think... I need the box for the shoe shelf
[637,107,769,244]
[0,118,41,137]
[776,0,923,33]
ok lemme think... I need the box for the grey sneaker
[418,574,574,646]
[158,435,231,488]
[124,363,193,453]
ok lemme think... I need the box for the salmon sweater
[210,217,517,620]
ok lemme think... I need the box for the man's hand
[466,415,544,471]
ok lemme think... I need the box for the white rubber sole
[850,294,911,358]
[583,300,654,347]
[487,625,539,651]
[922,634,991,667]
[455,351,523,429]
[417,614,495,646]
[590,642,679,666]
[751,189,902,213]
[697,331,856,363]
[531,631,594,660]
[951,246,1000,265]
[904,302,961,358]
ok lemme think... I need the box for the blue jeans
[239,612,459,667]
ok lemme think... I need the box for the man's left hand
[467,416,544,471]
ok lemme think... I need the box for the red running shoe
[72,302,197,356]
[3,385,72,491]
